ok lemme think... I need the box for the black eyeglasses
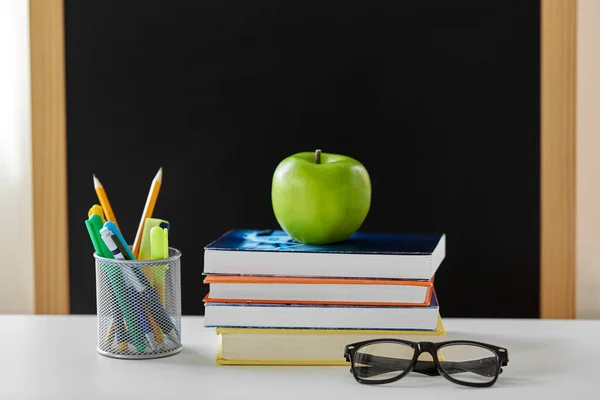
[344,339,509,388]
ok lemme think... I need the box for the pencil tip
[155,167,163,181]
[93,174,101,188]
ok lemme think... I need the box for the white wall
[577,0,600,319]
[0,0,35,314]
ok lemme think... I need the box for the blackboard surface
[65,0,540,317]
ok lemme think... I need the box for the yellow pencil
[144,305,165,349]
[93,174,120,230]
[105,320,115,342]
[132,167,163,258]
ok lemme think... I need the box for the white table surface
[1,316,598,399]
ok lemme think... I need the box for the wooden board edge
[29,0,70,314]
[540,0,577,319]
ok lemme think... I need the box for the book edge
[214,315,446,335]
[216,357,349,366]
[204,293,432,307]
[204,275,434,286]
[204,228,237,250]
[204,229,445,256]
[430,233,446,276]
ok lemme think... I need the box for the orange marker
[132,167,163,258]
[93,175,119,230]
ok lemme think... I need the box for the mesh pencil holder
[94,248,182,359]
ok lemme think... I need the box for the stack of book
[203,229,446,365]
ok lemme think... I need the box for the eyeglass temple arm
[352,354,500,378]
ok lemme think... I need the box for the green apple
[271,149,371,245]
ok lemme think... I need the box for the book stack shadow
[203,229,446,365]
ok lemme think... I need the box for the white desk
[1,316,598,399]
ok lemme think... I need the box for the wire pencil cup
[94,248,182,359]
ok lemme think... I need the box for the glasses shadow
[444,331,567,376]
[370,374,535,389]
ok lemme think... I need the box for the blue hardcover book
[204,229,445,280]
[204,289,440,331]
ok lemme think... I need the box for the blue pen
[102,221,180,344]
[103,221,136,260]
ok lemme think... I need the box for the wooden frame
[540,0,577,319]
[28,0,576,317]
[29,0,70,314]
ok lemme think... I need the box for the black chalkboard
[65,0,540,317]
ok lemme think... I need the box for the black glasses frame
[344,339,509,388]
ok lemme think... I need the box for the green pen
[85,218,106,257]
[85,219,125,347]
[87,215,146,352]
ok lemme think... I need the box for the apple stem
[315,149,321,164]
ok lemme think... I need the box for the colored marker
[99,227,143,291]
[87,204,106,224]
[138,218,170,286]
[88,214,111,258]
[150,226,169,306]
[103,221,135,260]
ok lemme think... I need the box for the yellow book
[216,315,445,366]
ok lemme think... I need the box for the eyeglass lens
[353,342,415,381]
[436,344,499,384]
